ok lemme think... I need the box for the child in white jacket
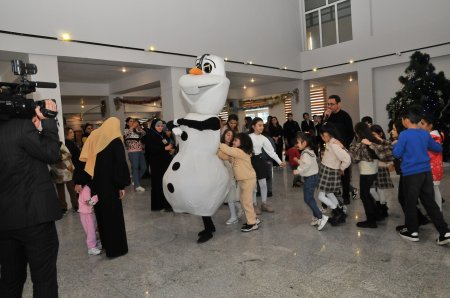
[293,133,328,230]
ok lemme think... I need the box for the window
[284,96,292,120]
[304,0,352,50]
[245,108,270,123]
[310,87,327,116]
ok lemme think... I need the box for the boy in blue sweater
[393,108,450,245]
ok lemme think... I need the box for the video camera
[0,59,58,120]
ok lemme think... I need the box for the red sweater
[286,147,301,167]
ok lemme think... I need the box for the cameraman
[0,100,62,298]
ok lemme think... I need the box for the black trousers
[403,172,448,235]
[360,174,378,223]
[202,216,215,232]
[398,174,432,224]
[0,222,59,298]
[341,167,351,201]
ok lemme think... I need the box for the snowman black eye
[203,63,213,73]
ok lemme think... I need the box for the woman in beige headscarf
[78,117,131,258]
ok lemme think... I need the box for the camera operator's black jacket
[0,118,62,230]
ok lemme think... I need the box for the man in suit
[301,112,315,135]
[0,100,62,298]
[283,113,301,151]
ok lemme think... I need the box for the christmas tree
[386,51,450,160]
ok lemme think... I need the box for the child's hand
[361,138,372,145]
[293,170,299,175]
[280,161,287,168]
[293,157,299,162]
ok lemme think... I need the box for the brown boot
[261,203,274,213]
[254,204,262,215]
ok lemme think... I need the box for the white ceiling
[308,72,358,88]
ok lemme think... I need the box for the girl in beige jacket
[218,133,260,232]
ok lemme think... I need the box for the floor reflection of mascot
[164,54,230,243]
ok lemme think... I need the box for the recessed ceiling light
[122,67,127,73]
[283,66,288,70]
[313,68,318,72]
[311,84,314,88]
[243,85,247,89]
[224,57,228,61]
[149,46,156,52]
[250,78,255,83]
[81,105,85,109]
[60,33,71,41]
[349,76,353,82]
[248,61,253,65]
[349,60,354,64]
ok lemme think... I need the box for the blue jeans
[303,174,322,219]
[128,151,147,187]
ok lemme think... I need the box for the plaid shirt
[350,139,393,162]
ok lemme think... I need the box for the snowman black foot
[197,231,213,243]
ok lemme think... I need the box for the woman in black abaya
[79,117,130,258]
[141,119,174,211]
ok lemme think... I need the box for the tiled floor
[23,166,450,297]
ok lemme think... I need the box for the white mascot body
[163,54,230,216]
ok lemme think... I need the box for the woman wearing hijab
[141,119,174,211]
[79,117,131,258]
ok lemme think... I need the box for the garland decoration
[114,96,162,111]
[239,89,299,110]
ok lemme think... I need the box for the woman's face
[320,132,331,143]
[66,129,74,140]
[271,117,278,125]
[224,131,233,144]
[154,122,164,133]
[252,121,264,134]
[232,138,241,148]
[85,125,93,134]
[228,119,238,130]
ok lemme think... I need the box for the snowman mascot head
[179,54,230,115]
[163,54,231,216]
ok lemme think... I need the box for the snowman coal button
[181,131,188,141]
[172,162,181,171]
[167,183,175,193]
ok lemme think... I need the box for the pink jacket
[78,185,98,214]
[429,130,443,182]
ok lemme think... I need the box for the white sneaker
[317,215,329,231]
[256,218,261,225]
[226,217,238,225]
[88,247,102,255]
[310,217,320,226]
[96,240,102,250]
[135,186,145,192]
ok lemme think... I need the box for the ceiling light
[349,76,353,82]
[224,57,228,61]
[149,46,156,52]
[248,61,253,65]
[313,68,318,72]
[122,67,127,73]
[349,60,354,64]
[243,85,247,89]
[311,84,314,88]
[283,66,288,70]
[81,105,85,109]
[60,33,71,41]
[250,78,255,83]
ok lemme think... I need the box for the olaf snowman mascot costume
[164,54,230,243]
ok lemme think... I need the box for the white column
[28,54,64,141]
[357,65,374,120]
[291,80,307,123]
[160,67,187,121]
[105,95,126,130]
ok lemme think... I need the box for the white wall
[0,0,302,71]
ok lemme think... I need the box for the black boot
[330,206,346,226]
[197,216,215,244]
[375,202,385,221]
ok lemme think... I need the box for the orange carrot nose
[189,67,203,75]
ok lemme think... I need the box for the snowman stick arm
[177,117,220,131]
